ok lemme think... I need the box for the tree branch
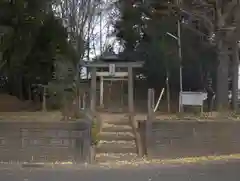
[220,0,238,27]
[0,60,7,71]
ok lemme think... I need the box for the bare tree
[89,0,120,56]
[53,0,103,61]
[50,0,103,116]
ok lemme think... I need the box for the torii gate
[80,53,143,117]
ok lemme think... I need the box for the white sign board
[180,91,207,106]
[109,64,116,76]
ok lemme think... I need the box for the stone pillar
[100,76,104,108]
[128,67,134,115]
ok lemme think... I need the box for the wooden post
[82,92,86,109]
[109,80,112,109]
[128,67,143,157]
[166,71,171,113]
[90,67,97,113]
[28,84,32,100]
[42,86,47,112]
[146,88,155,157]
[148,89,155,120]
[120,80,124,109]
[100,76,104,108]
[232,42,239,111]
[78,91,82,110]
[128,67,134,115]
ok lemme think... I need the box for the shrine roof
[80,52,143,68]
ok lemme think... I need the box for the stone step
[95,153,138,163]
[103,119,130,125]
[100,114,130,125]
[98,131,135,141]
[96,140,137,154]
[101,123,133,132]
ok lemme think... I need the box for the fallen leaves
[96,153,240,168]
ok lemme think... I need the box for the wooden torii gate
[81,54,143,116]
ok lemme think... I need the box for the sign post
[109,64,116,76]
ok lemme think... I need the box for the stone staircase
[95,113,138,163]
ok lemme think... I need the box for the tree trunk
[232,42,239,110]
[42,86,47,112]
[216,40,229,110]
[18,74,23,100]
[28,83,32,100]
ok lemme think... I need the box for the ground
[0,93,239,122]
[0,94,41,112]
[0,111,62,122]
[0,160,240,181]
